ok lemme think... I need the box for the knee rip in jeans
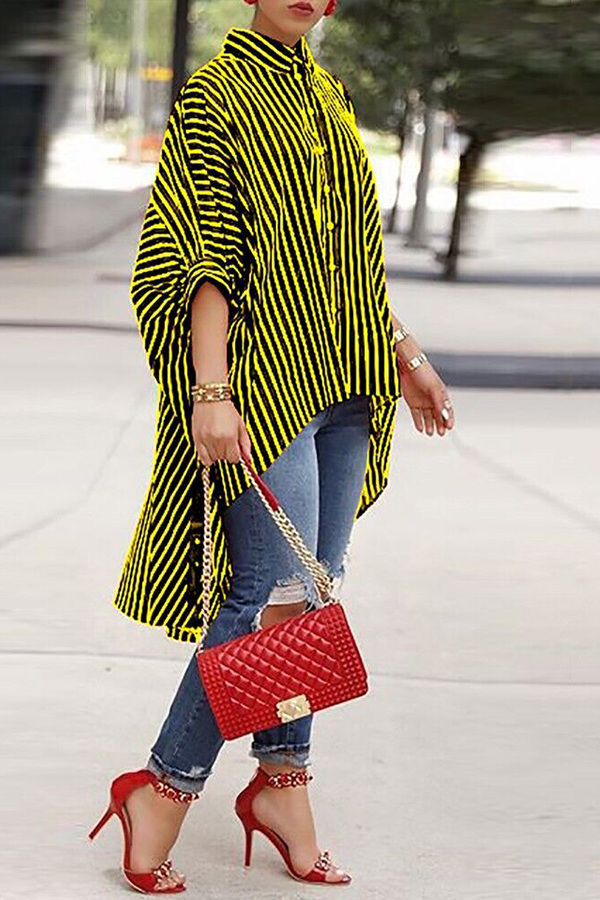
[319,547,348,602]
[251,571,313,631]
[250,547,350,632]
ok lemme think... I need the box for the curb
[0,321,598,389]
[429,352,600,389]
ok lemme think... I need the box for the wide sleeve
[129,78,248,450]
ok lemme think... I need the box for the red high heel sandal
[88,768,199,894]
[235,766,352,885]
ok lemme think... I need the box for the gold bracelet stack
[392,323,411,345]
[191,381,232,403]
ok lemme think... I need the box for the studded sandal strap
[153,860,172,877]
[150,776,200,803]
[265,769,314,788]
[313,849,332,871]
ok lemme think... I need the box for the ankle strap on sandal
[150,776,200,803]
[264,769,313,788]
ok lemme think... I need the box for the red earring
[242,0,257,5]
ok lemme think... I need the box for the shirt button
[294,70,302,80]
[329,262,338,272]
[326,222,335,231]
[323,184,331,194]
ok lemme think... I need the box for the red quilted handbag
[195,448,369,740]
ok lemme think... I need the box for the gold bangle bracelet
[405,352,428,372]
[192,382,230,392]
[392,323,411,345]
[191,385,230,393]
[191,382,232,402]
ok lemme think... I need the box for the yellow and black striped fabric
[113,26,402,643]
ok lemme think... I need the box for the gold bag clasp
[276,694,312,723]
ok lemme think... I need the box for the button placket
[321,148,340,318]
[295,62,321,145]
[299,70,327,240]
[295,65,340,324]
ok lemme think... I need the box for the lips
[289,1,314,10]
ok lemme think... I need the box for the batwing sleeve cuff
[182,258,234,309]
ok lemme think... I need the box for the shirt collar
[220,26,316,77]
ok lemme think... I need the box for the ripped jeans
[145,394,370,794]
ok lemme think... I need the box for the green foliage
[319,0,456,132]
[321,0,600,138]
[86,0,600,137]
[86,0,251,73]
[448,0,600,137]
[88,0,174,68]
[188,0,251,67]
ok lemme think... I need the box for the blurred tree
[88,0,174,127]
[88,0,173,68]
[319,0,456,235]
[442,0,600,278]
[188,0,250,63]
[449,0,600,136]
[323,0,600,278]
[87,0,249,125]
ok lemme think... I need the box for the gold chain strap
[196,459,335,651]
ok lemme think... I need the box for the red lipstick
[288,1,315,14]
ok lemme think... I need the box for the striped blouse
[112,25,402,643]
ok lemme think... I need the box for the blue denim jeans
[145,394,370,793]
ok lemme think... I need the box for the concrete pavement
[1,188,599,898]
[384,206,600,386]
[2,197,599,386]
[1,316,599,898]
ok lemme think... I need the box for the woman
[90,0,455,893]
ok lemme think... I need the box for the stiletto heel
[88,805,114,841]
[243,826,253,867]
[88,768,200,894]
[234,766,351,885]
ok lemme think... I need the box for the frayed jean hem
[145,752,211,794]
[249,743,312,769]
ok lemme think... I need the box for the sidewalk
[2,317,598,898]
[2,112,599,900]
[1,190,599,387]
[384,205,600,386]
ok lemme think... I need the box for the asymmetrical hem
[112,26,402,644]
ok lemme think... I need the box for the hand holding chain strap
[196,456,336,651]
